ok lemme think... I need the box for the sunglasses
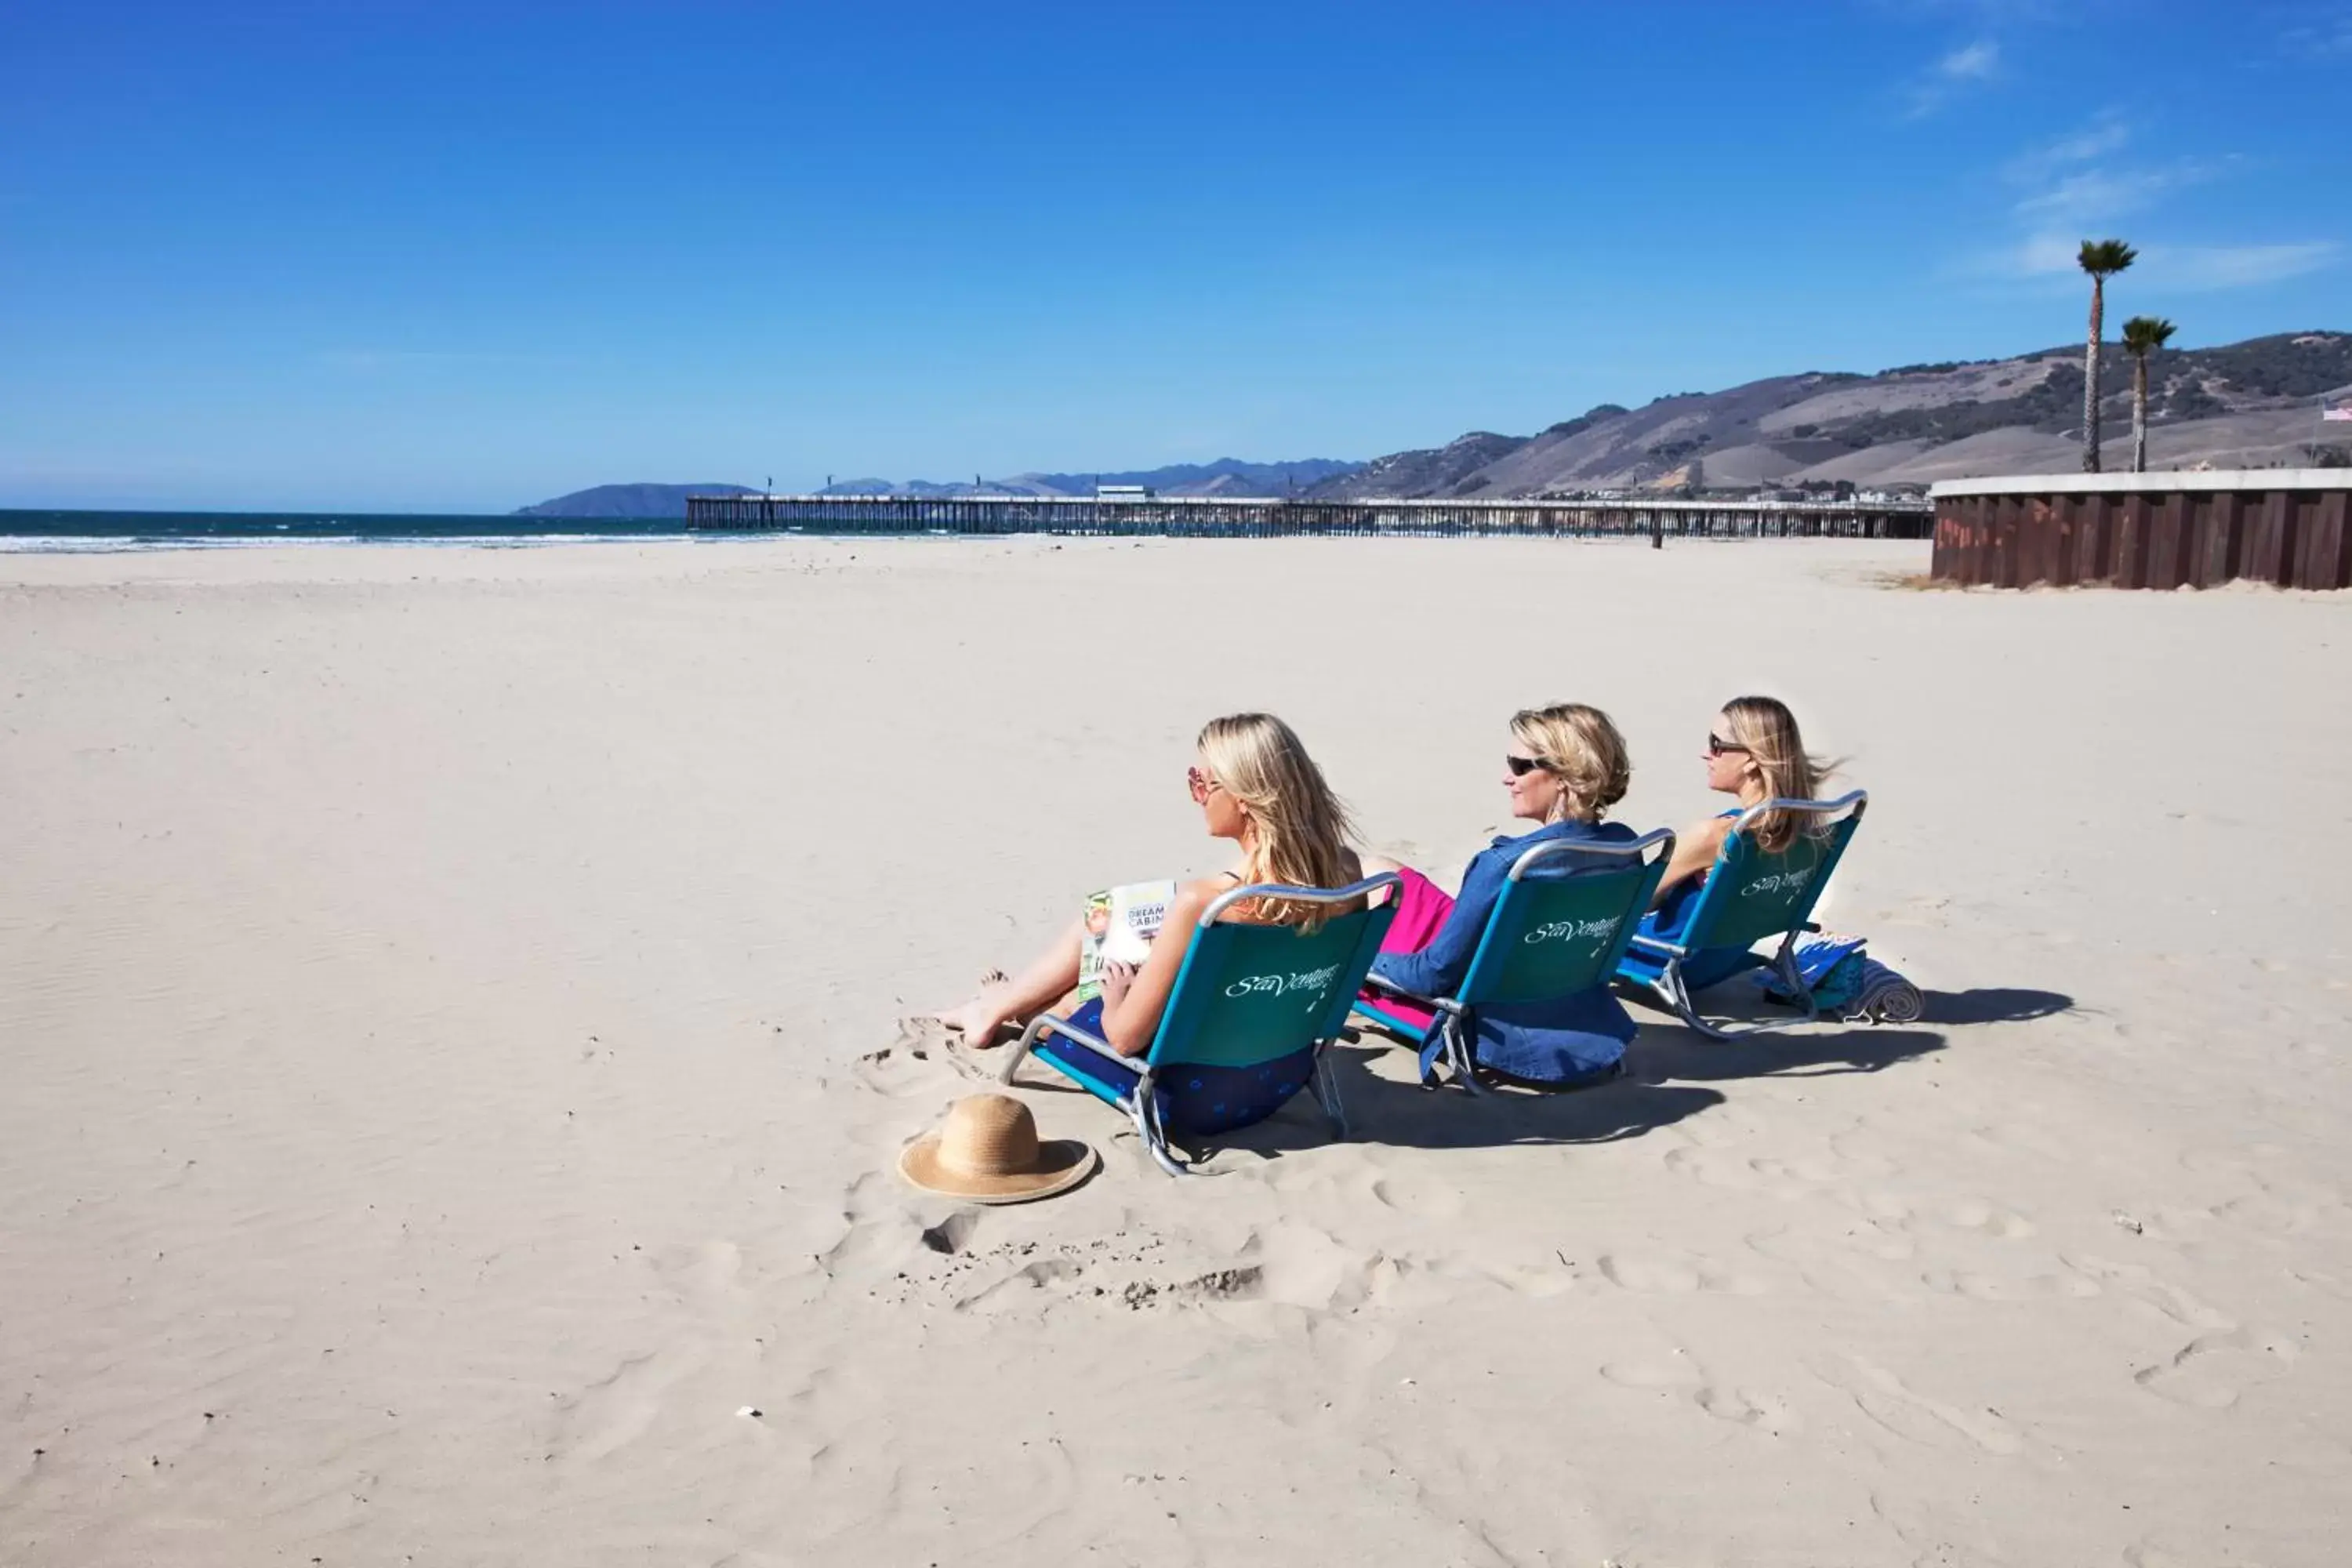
[1706,733,1750,757]
[1504,754,1550,777]
[1186,765,1218,803]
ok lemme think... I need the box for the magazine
[1074,879,1178,1005]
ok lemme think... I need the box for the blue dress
[1367,819,1638,1087]
[1636,810,1769,991]
[1033,997,1314,1137]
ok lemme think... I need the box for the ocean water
[0,509,746,554]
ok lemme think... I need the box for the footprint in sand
[1744,1225,1917,1302]
[2172,1149,2343,1237]
[954,1256,1085,1312]
[1942,1199,2037,1238]
[1660,1145,1812,1201]
[552,1345,706,1465]
[1957,1120,2078,1164]
[1918,1266,2098,1302]
[1596,1250,1769,1296]
[1856,1191,2036,1241]
[2132,1327,2300,1409]
[815,1170,925,1281]
[2215,1189,2326,1236]
[648,1237,748,1306]
[1599,1353,1704,1392]
[1367,1169,1466,1221]
[1599,1351,1802,1434]
[853,1021,949,1095]
[1823,1126,1900,1177]
[1694,1385,1801,1435]
[1669,1105,1773,1151]
[1812,1355,2027,1457]
[2065,1254,2234,1330]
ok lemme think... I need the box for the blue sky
[2,1,2345,511]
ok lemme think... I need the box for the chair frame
[1620,790,1867,1040]
[1356,828,1675,1094]
[999,873,1400,1176]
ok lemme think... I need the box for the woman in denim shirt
[1364,703,1640,1087]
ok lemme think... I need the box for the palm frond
[2078,238,2139,278]
[2121,315,2177,355]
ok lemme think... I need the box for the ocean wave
[0,532,702,554]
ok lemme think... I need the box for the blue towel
[1760,937,1922,1023]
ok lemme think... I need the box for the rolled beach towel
[1844,958,1923,1025]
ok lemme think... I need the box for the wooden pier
[684,493,1933,541]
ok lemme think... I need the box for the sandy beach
[3,534,2347,1566]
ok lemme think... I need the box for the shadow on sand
[1921,986,2074,1024]
[1634,1020,1946,1083]
[997,1012,1949,1166]
[1203,1014,1946,1162]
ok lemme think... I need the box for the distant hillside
[1308,331,2352,497]
[821,457,1362,499]
[1316,433,1532,500]
[516,482,754,518]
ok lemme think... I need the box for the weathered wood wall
[1930,478,2351,590]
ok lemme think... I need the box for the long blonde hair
[1196,713,1359,929]
[1510,702,1631,824]
[1722,695,1837,854]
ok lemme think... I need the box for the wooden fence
[1929,473,2352,590]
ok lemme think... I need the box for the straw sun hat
[898,1094,1098,1204]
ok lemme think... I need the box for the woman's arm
[1367,848,1508,1001]
[1098,877,1221,1057]
[1650,816,1731,908]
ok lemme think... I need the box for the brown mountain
[1308,332,2352,497]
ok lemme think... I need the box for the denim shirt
[1370,818,1639,1084]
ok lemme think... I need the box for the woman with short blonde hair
[1505,702,1632,826]
[1358,702,1646,1088]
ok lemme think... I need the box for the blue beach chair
[1354,829,1675,1093]
[998,874,1400,1176]
[1615,791,1868,1040]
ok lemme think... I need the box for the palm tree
[2078,239,2137,471]
[2121,315,2176,474]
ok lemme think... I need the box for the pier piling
[683,493,1933,542]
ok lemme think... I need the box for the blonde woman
[1642,694,1839,988]
[1360,703,1642,1087]
[1651,694,1836,903]
[932,713,1364,1061]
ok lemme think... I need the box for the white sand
[2,536,2347,1565]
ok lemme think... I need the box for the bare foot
[930,988,1016,1047]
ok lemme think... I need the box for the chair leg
[1446,1014,1486,1094]
[1769,939,1820,1026]
[997,1016,1047,1085]
[1314,1051,1348,1139]
[1661,949,1818,1041]
[1659,960,1732,1041]
[1134,1093,1193,1178]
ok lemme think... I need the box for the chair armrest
[1626,932,1689,959]
[1022,1011,1134,1068]
[1359,974,1461,1014]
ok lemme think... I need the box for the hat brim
[897,1134,1098,1205]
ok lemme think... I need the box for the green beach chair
[1356,828,1675,1093]
[1615,790,1868,1039]
[998,874,1399,1176]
